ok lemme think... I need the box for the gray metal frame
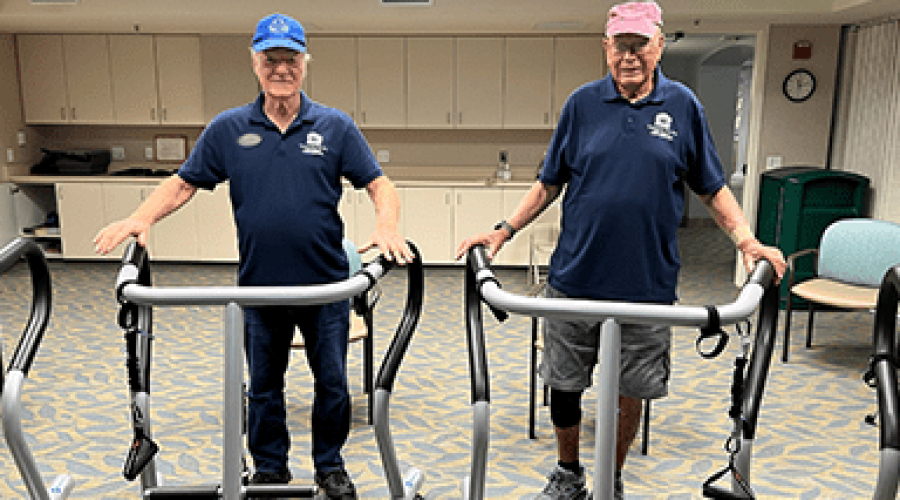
[116,243,387,499]
[464,245,776,500]
[1,238,74,500]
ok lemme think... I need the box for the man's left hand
[738,238,787,283]
[360,226,414,265]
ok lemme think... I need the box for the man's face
[604,31,664,96]
[253,48,306,99]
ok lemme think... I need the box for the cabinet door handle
[445,192,451,205]
[544,112,549,124]
[458,112,462,125]
[151,108,156,121]
[457,193,461,205]
[71,108,77,121]
[447,112,451,124]
[362,111,366,123]
[60,107,66,120]
[162,108,167,122]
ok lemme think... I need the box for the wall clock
[783,68,816,103]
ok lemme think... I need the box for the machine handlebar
[115,240,392,308]
[0,238,52,377]
[466,244,775,328]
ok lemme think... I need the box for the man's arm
[93,174,198,254]
[455,181,562,260]
[700,185,787,280]
[361,175,414,264]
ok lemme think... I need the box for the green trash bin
[756,166,870,309]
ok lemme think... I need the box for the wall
[755,25,842,170]
[0,34,33,181]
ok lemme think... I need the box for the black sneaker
[248,470,292,500]
[250,469,292,484]
[315,468,358,499]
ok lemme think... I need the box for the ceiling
[1,0,896,60]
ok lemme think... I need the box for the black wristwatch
[494,220,516,239]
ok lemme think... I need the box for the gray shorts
[538,284,672,399]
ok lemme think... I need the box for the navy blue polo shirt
[178,93,382,287]
[541,69,725,303]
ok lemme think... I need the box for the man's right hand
[93,218,151,255]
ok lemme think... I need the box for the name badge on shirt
[237,133,263,148]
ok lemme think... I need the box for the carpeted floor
[0,227,885,498]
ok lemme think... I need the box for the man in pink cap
[456,1,785,498]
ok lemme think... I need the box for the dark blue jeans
[243,300,351,474]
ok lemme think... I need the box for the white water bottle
[403,466,424,499]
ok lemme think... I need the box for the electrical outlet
[6,148,14,163]
[111,146,126,161]
[376,149,390,163]
[144,147,154,161]
[499,150,508,163]
[17,131,26,147]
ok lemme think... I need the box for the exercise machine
[863,264,900,500]
[463,244,779,500]
[114,239,425,499]
[0,237,74,500]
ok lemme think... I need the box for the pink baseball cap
[606,2,663,38]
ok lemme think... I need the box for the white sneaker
[534,465,590,500]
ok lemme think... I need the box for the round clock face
[783,69,816,102]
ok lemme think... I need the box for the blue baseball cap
[252,13,307,53]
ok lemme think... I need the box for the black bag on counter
[30,148,111,175]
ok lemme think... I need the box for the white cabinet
[494,188,531,265]
[196,185,238,262]
[109,35,159,125]
[340,185,384,260]
[403,187,455,264]
[201,35,261,122]
[56,183,104,259]
[358,37,406,128]
[17,35,68,124]
[63,35,115,124]
[454,188,504,254]
[308,37,357,120]
[101,184,149,260]
[553,37,606,123]
[153,189,200,261]
[18,34,115,124]
[456,38,503,128]
[407,37,454,128]
[505,37,553,129]
[155,36,204,125]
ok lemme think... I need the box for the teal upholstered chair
[782,218,900,362]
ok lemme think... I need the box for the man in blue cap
[94,12,412,500]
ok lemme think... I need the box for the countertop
[10,174,536,189]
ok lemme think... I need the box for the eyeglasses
[262,52,301,68]
[609,38,652,55]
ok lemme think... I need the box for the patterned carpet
[0,227,885,499]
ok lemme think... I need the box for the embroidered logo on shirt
[648,112,678,142]
[237,133,263,148]
[300,132,327,156]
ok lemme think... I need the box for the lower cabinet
[404,187,455,264]
[56,183,105,259]
[195,186,238,262]
[48,181,547,266]
[53,181,235,262]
